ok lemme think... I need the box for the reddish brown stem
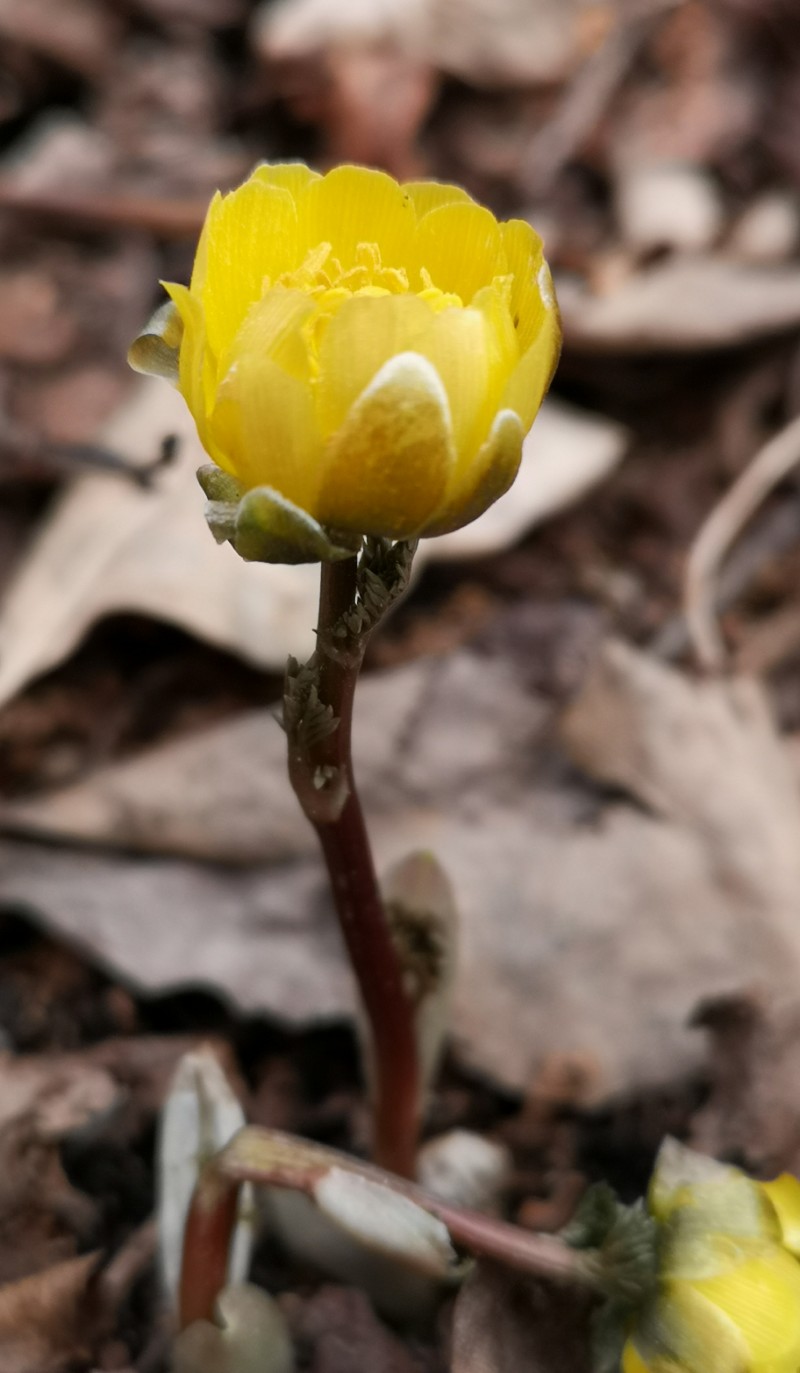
[288,557,420,1178]
[178,1167,240,1329]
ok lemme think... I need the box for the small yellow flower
[623,1141,800,1373]
[129,163,560,562]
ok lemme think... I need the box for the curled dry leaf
[0,378,626,710]
[0,1253,101,1373]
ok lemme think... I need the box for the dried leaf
[256,0,584,87]
[0,1253,100,1373]
[6,644,800,1104]
[0,380,626,711]
[558,256,800,352]
[689,993,800,1177]
[451,1261,591,1373]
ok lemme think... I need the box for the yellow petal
[317,352,455,538]
[315,292,435,436]
[189,189,220,297]
[423,409,523,537]
[210,351,321,507]
[220,286,316,384]
[200,179,300,357]
[413,201,504,303]
[621,1338,659,1373]
[163,282,224,465]
[421,284,519,460]
[693,1248,800,1371]
[502,218,548,351]
[762,1176,800,1257]
[501,312,560,432]
[296,164,416,270]
[402,180,472,220]
[252,162,321,198]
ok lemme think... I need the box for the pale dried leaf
[257,0,584,86]
[0,1052,119,1140]
[6,646,800,1103]
[0,380,626,710]
[558,256,800,351]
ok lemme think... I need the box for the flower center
[273,241,465,378]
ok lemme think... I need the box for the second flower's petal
[692,1249,800,1371]
[210,353,321,509]
[422,409,523,537]
[317,352,455,538]
[641,1282,751,1373]
[762,1175,800,1256]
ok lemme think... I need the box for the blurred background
[2,0,800,1368]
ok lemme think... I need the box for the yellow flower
[622,1141,800,1373]
[129,163,560,563]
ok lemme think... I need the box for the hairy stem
[287,555,420,1178]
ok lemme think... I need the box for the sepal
[195,467,361,564]
[128,300,183,382]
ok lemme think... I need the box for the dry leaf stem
[685,412,800,671]
[290,555,420,1180]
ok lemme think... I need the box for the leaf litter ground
[3,0,800,1368]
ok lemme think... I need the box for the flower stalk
[178,1124,596,1330]
[285,546,420,1179]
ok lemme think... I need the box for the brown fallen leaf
[0,379,626,709]
[689,992,800,1177]
[451,1261,592,1373]
[0,0,122,79]
[0,1253,100,1373]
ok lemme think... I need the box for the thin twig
[684,412,800,672]
[519,0,681,199]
